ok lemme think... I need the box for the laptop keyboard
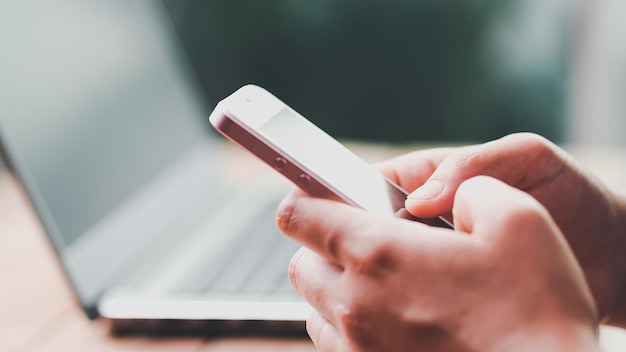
[176,201,301,299]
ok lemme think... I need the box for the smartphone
[209,85,452,229]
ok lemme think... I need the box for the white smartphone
[209,85,452,228]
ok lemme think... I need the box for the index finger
[276,189,457,268]
[375,147,457,192]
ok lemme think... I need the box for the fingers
[289,247,342,325]
[277,190,401,266]
[278,188,460,272]
[405,133,561,219]
[307,310,341,352]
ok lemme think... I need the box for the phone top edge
[210,85,284,130]
[208,85,395,212]
[209,110,350,202]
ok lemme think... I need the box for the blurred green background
[162,0,573,143]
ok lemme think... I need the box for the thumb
[404,133,553,218]
[404,146,486,218]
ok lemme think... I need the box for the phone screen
[259,107,407,218]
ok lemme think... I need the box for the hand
[377,133,626,322]
[278,176,599,352]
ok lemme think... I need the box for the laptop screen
[0,0,210,311]
[0,0,208,245]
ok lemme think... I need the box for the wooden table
[1,143,626,351]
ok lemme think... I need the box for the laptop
[0,0,311,333]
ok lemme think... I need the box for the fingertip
[405,179,453,218]
[276,189,304,235]
[404,198,428,215]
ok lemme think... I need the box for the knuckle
[493,133,569,192]
[517,133,566,181]
[504,133,560,167]
[446,146,485,171]
[351,240,396,276]
[508,132,552,151]
[322,228,345,262]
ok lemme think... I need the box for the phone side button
[273,157,287,171]
[297,174,311,188]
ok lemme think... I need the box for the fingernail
[407,180,444,200]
